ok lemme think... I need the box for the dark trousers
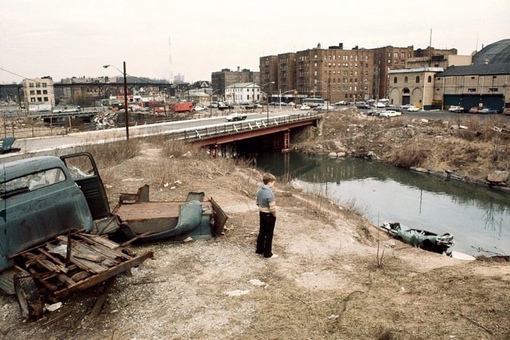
[256,212,276,258]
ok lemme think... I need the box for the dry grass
[77,139,142,168]
[300,109,510,182]
[389,145,428,168]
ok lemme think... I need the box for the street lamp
[262,81,275,124]
[315,79,331,112]
[279,89,297,110]
[209,89,220,116]
[103,61,129,141]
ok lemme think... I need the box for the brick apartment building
[259,43,461,104]
[211,67,260,100]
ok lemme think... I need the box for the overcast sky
[1,0,509,84]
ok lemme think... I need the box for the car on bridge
[225,113,247,122]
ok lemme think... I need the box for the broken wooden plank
[73,253,105,263]
[88,277,116,321]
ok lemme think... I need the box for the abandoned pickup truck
[0,153,153,319]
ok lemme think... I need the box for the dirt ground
[1,109,510,339]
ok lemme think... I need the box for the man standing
[256,173,278,259]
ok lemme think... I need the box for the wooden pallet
[12,231,153,298]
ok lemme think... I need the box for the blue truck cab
[0,156,94,271]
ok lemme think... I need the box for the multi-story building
[302,44,374,103]
[261,43,377,104]
[434,39,510,112]
[22,76,55,109]
[388,67,443,109]
[225,82,260,104]
[371,46,414,99]
[211,67,260,98]
[259,43,473,105]
[260,43,428,104]
[259,55,279,102]
[387,49,471,109]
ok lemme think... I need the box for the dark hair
[262,173,276,184]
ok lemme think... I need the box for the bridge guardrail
[163,112,321,142]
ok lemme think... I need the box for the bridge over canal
[1,111,322,160]
[184,112,322,156]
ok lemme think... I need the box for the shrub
[390,148,427,168]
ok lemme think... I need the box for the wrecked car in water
[380,222,454,255]
[0,153,153,319]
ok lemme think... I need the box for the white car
[300,104,311,110]
[193,105,206,111]
[405,105,419,112]
[448,105,464,113]
[379,110,402,117]
[225,113,247,121]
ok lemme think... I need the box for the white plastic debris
[248,279,266,287]
[225,289,250,297]
[45,302,62,312]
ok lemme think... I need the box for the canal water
[256,152,510,257]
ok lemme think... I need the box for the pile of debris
[93,110,118,130]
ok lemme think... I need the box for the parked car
[313,105,326,111]
[225,113,247,121]
[243,103,262,109]
[367,109,381,116]
[386,105,402,112]
[469,107,481,113]
[334,101,348,106]
[379,110,402,117]
[355,102,370,109]
[401,104,419,112]
[193,105,206,111]
[479,108,498,114]
[300,104,311,110]
[448,105,464,113]
[375,102,386,108]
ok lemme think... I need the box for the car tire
[14,273,44,320]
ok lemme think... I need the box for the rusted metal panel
[111,189,228,242]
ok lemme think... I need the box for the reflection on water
[256,152,510,256]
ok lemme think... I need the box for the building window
[416,76,420,83]
[489,88,498,92]
[393,77,397,84]
[404,76,408,83]
[468,88,476,93]
[42,83,47,88]
[428,76,432,83]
